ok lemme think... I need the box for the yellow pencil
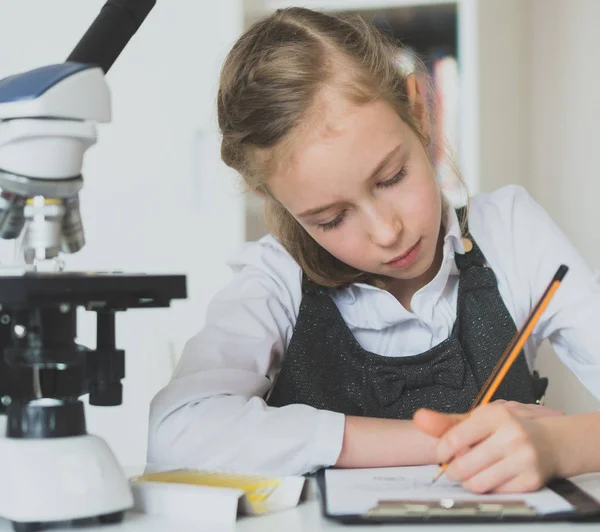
[431,264,569,485]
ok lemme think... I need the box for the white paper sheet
[324,465,574,516]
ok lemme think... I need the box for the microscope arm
[0,0,187,411]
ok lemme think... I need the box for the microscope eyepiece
[67,0,157,74]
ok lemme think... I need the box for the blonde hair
[218,7,458,288]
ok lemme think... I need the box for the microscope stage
[0,272,186,309]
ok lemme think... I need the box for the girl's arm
[335,416,438,467]
[147,240,443,476]
[489,187,600,400]
[336,401,563,469]
[148,244,347,476]
[540,412,600,479]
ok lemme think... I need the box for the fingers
[413,408,465,439]
[493,471,546,493]
[441,411,551,493]
[461,451,544,494]
[444,432,505,485]
[414,402,562,443]
[460,457,521,493]
[437,404,512,463]
[444,415,536,487]
[414,403,557,494]
[462,443,546,494]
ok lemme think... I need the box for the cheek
[401,174,442,231]
[421,185,442,228]
[305,224,368,265]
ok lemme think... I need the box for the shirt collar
[444,203,465,257]
[422,203,463,303]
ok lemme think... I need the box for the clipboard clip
[367,499,537,518]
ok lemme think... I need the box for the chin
[414,249,441,280]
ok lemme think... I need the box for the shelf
[345,3,458,60]
[245,0,458,26]
[260,0,457,12]
[245,1,458,64]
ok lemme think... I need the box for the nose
[367,206,402,248]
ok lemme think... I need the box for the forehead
[268,91,410,213]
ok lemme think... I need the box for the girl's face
[268,89,443,290]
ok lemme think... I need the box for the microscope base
[0,428,133,530]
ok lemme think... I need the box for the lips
[385,241,420,264]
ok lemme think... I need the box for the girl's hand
[413,404,559,493]
[492,400,564,419]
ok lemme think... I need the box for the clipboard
[316,468,600,524]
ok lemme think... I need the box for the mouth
[384,240,421,269]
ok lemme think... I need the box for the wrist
[536,416,571,479]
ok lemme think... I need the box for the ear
[405,74,431,142]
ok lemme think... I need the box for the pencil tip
[430,470,444,486]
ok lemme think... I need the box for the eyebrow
[296,143,404,219]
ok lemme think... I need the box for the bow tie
[368,349,466,408]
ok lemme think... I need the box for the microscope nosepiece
[22,196,65,263]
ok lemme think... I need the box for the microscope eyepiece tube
[66,0,157,74]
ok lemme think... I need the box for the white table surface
[1,473,600,531]
[0,473,600,532]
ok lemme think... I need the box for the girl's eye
[315,167,407,232]
[377,166,407,188]
[318,210,347,231]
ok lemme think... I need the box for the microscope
[0,1,186,531]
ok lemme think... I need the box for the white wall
[0,1,245,466]
[529,0,600,413]
[472,0,531,193]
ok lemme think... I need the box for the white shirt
[147,185,600,476]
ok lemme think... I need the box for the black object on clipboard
[316,471,600,524]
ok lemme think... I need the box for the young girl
[147,7,600,491]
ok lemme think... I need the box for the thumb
[413,408,465,438]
